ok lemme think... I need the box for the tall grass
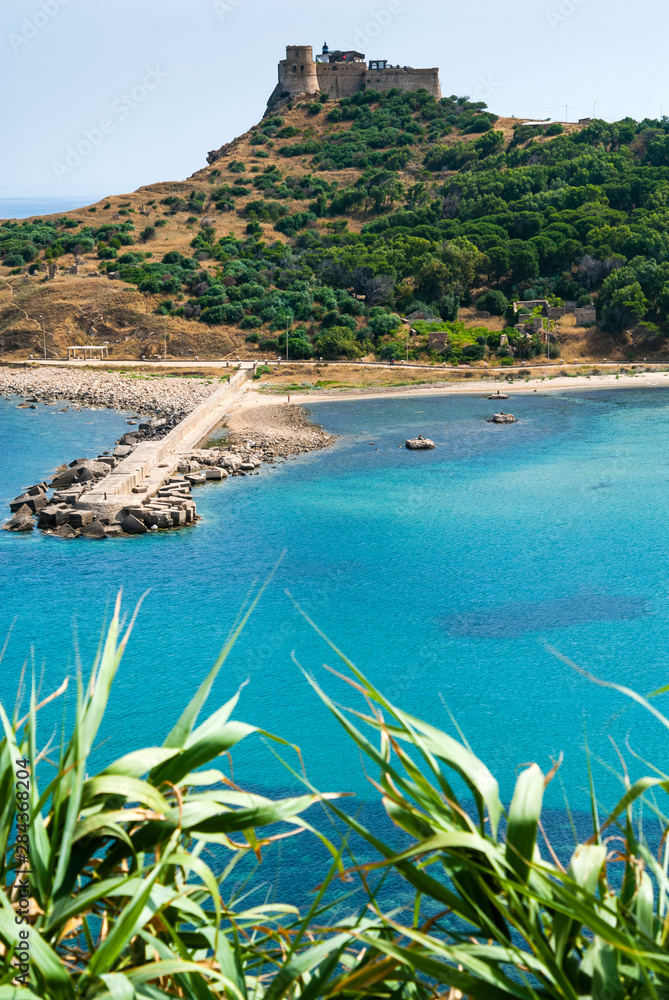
[1,594,667,998]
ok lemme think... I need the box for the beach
[253,368,669,404]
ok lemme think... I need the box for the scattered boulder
[488,392,509,400]
[205,468,227,480]
[406,436,436,450]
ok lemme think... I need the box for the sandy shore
[250,368,669,405]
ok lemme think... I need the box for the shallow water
[1,387,669,814]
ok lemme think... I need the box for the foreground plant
[0,594,383,999]
[297,605,669,1000]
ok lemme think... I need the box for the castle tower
[277,45,320,98]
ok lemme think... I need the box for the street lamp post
[40,316,45,359]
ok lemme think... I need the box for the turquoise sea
[1,387,669,818]
[0,196,106,220]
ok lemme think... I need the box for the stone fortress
[268,44,441,106]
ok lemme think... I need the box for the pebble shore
[0,365,220,419]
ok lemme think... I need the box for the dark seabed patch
[442,593,651,639]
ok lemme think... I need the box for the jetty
[4,370,250,537]
[78,370,248,522]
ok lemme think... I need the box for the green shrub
[3,253,24,267]
[316,327,363,358]
[460,342,485,361]
[477,289,508,315]
[369,312,401,337]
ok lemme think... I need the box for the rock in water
[2,511,34,532]
[406,435,436,450]
[488,392,509,400]
[51,524,78,539]
[488,412,517,424]
[80,520,107,539]
[122,514,148,534]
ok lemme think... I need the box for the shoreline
[0,365,223,421]
[252,368,669,404]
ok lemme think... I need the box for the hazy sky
[1,0,667,198]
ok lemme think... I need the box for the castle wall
[315,62,367,99]
[362,68,441,99]
[277,45,320,97]
[271,46,441,105]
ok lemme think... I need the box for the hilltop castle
[268,44,441,106]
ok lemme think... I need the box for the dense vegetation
[6,88,669,359]
[2,594,669,998]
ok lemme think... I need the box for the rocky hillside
[3,88,669,365]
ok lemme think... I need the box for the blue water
[0,196,104,220]
[1,387,669,816]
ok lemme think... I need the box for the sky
[1,0,667,200]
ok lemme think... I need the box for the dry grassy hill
[0,98,631,364]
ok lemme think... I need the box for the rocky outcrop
[406,435,435,450]
[488,392,509,400]
[488,412,517,423]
